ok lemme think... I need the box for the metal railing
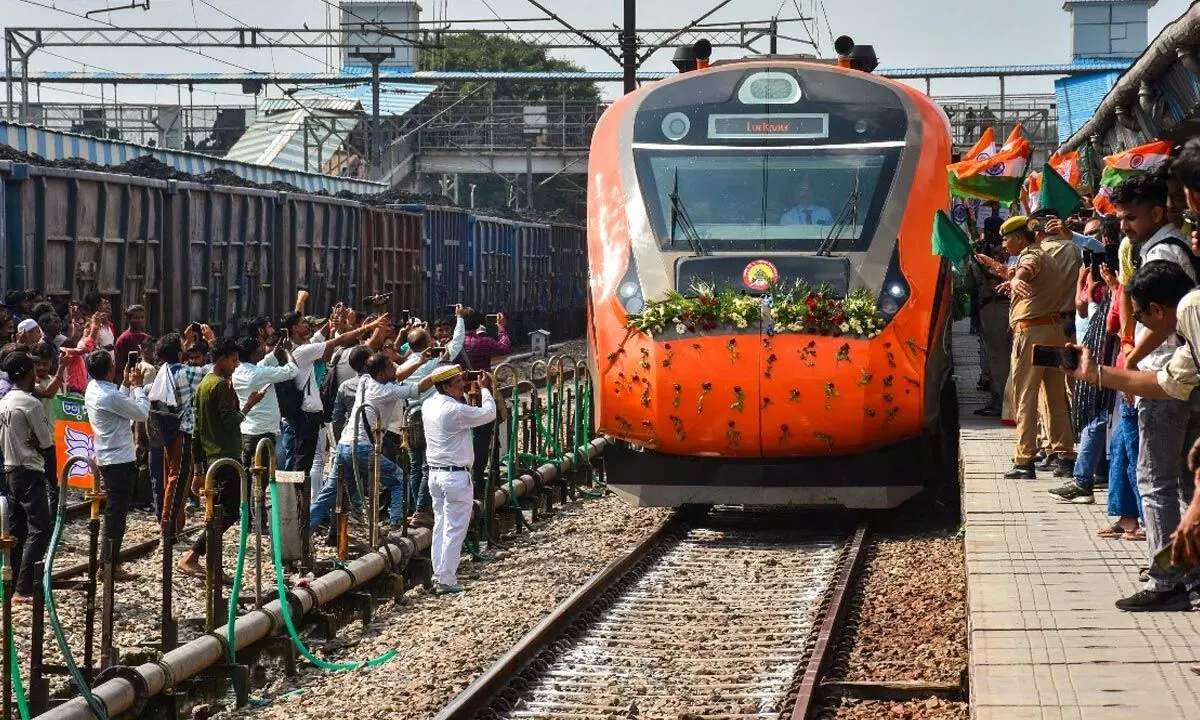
[411,96,607,154]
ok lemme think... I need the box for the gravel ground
[213,493,670,720]
[840,529,967,684]
[817,698,968,720]
[820,511,968,720]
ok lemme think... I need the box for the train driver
[780,177,834,226]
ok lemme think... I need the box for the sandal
[1098,524,1127,538]
[1126,528,1147,541]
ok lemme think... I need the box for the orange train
[586,42,958,509]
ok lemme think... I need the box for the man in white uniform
[421,364,496,594]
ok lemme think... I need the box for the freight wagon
[0,160,586,342]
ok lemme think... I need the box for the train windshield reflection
[634,147,900,253]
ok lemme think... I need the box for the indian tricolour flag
[962,127,997,162]
[947,124,1031,203]
[1093,140,1174,214]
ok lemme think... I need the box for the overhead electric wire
[15,0,261,73]
[196,0,326,68]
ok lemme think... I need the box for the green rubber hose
[1,574,31,720]
[226,487,251,664]
[266,481,396,672]
[43,503,107,720]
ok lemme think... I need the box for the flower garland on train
[625,281,885,338]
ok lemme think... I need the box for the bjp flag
[52,394,97,490]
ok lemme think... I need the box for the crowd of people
[0,288,514,600]
[965,139,1200,612]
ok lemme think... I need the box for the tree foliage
[420,31,602,104]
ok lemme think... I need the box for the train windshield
[634,147,900,253]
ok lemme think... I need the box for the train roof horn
[834,35,879,73]
[673,39,713,73]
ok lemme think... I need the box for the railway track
[436,509,870,720]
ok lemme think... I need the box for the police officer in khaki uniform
[1031,209,1083,475]
[1000,215,1075,479]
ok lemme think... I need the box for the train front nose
[600,321,927,458]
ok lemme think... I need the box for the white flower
[789,323,802,332]
[840,323,850,333]
[675,323,687,335]
[735,318,748,329]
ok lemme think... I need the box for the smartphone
[1088,251,1104,283]
[1103,243,1120,273]
[127,351,140,368]
[486,314,499,321]
[1027,218,1043,235]
[1032,344,1081,371]
[466,370,483,380]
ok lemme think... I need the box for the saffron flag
[1023,172,1043,213]
[1093,140,1174,215]
[52,394,97,490]
[931,209,973,266]
[947,124,1031,203]
[1049,150,1082,189]
[1038,163,1083,219]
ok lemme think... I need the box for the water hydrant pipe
[36,437,608,720]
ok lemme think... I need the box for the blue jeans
[1108,397,1143,520]
[278,422,295,472]
[409,444,432,514]
[310,444,406,528]
[1072,410,1109,491]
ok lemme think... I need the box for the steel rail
[790,522,871,720]
[434,511,681,720]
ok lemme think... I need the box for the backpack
[318,349,345,424]
[1132,234,1200,281]
[276,373,309,424]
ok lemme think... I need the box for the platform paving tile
[952,323,1200,719]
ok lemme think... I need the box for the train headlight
[618,254,645,316]
[876,244,910,322]
[661,112,691,141]
[737,71,802,105]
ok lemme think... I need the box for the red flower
[664,343,672,350]
[728,338,737,346]
[734,386,743,392]
[832,313,846,325]
[768,354,778,363]
[805,297,818,311]
[703,321,716,331]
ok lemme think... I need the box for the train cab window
[634,148,899,253]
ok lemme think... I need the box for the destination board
[707,113,829,140]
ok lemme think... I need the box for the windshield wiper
[669,168,710,257]
[816,172,862,257]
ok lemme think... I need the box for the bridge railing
[411,98,608,153]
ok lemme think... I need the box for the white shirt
[290,340,328,413]
[1136,225,1197,374]
[95,324,115,349]
[84,379,149,466]
[421,389,497,468]
[339,376,421,446]
[395,318,468,431]
[233,357,299,436]
[0,388,54,472]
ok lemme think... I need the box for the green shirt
[192,372,243,462]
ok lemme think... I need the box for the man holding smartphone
[396,306,467,528]
[1067,259,1200,611]
[999,215,1076,480]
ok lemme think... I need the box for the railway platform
[955,324,1200,720]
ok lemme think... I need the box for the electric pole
[622,0,637,94]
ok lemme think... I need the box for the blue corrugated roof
[1054,71,1122,143]
[0,120,385,195]
[293,80,438,117]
